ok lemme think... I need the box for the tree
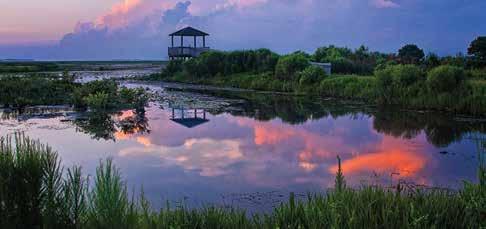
[468,36,486,67]
[398,44,425,65]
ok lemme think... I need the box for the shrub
[298,65,327,85]
[163,60,183,77]
[375,64,423,90]
[275,53,310,80]
[84,92,110,111]
[375,65,424,104]
[73,80,118,108]
[427,65,466,93]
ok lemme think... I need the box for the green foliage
[468,36,486,67]
[72,80,118,108]
[398,44,425,64]
[0,62,60,73]
[375,65,424,104]
[87,159,135,228]
[424,53,441,69]
[427,65,466,93]
[319,75,376,100]
[84,92,110,111]
[313,45,388,75]
[0,134,87,228]
[275,53,310,80]
[0,77,149,112]
[298,65,327,85]
[0,76,78,108]
[160,49,280,80]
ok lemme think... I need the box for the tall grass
[1,134,485,228]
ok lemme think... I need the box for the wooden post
[171,35,174,47]
[203,36,206,47]
[180,36,184,57]
[194,36,197,48]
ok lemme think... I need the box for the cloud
[371,0,399,9]
[97,0,175,29]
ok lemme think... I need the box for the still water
[0,83,484,211]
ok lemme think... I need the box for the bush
[275,53,310,80]
[84,92,110,111]
[427,65,466,93]
[375,65,424,104]
[0,76,77,108]
[298,65,327,85]
[375,65,423,90]
[72,80,118,108]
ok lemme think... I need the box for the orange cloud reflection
[329,137,427,178]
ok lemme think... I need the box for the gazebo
[168,27,210,60]
[169,106,209,128]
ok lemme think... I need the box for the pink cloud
[96,0,175,29]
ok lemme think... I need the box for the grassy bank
[149,49,486,116]
[0,75,149,111]
[1,134,484,228]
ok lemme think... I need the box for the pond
[0,81,485,212]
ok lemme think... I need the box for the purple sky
[1,0,485,60]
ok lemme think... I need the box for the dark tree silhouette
[398,44,425,64]
[468,36,486,67]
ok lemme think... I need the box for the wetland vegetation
[0,75,149,111]
[150,38,486,116]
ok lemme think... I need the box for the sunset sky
[1,0,485,59]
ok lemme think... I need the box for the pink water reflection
[113,107,441,189]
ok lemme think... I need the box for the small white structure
[310,62,332,75]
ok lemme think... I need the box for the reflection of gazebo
[170,106,209,128]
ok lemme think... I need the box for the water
[0,81,484,212]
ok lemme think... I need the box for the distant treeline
[150,36,486,116]
[0,61,167,73]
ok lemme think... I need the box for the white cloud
[371,0,399,9]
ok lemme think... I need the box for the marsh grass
[1,134,485,228]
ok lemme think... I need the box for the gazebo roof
[169,27,209,37]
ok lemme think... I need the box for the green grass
[1,135,485,228]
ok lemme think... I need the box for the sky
[0,0,485,60]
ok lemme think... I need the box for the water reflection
[0,89,484,210]
[169,107,209,129]
[74,110,149,141]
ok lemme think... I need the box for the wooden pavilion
[168,27,210,60]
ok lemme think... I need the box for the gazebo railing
[168,47,210,58]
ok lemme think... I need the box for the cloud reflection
[119,138,244,177]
